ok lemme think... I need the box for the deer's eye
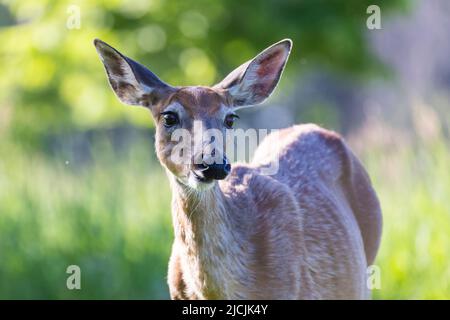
[224,114,239,129]
[161,112,179,128]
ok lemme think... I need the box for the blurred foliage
[360,114,450,299]
[0,136,173,298]
[0,0,408,147]
[1,111,449,299]
[2,0,448,300]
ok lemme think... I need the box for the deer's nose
[203,161,231,180]
[193,156,231,181]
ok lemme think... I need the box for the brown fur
[94,38,382,300]
[166,123,381,299]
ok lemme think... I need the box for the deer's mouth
[191,170,213,183]
[187,170,216,191]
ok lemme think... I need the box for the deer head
[94,38,292,190]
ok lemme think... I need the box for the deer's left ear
[214,39,292,108]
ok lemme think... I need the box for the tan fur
[167,123,381,300]
[94,38,382,300]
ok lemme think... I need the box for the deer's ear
[94,39,173,108]
[214,39,292,108]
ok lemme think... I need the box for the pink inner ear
[256,47,287,79]
[248,47,288,97]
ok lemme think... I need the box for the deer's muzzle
[192,155,231,181]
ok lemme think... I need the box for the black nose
[194,159,231,181]
[204,162,231,180]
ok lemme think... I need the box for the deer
[94,38,382,299]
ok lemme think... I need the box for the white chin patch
[187,173,215,191]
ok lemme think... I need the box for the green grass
[368,139,450,299]
[0,131,449,299]
[0,137,173,299]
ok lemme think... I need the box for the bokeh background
[0,0,449,299]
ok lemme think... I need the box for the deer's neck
[170,177,247,298]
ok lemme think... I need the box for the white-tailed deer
[94,38,382,299]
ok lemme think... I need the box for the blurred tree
[0,0,409,147]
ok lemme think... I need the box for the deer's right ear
[94,39,173,108]
[214,39,292,108]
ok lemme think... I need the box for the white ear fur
[214,39,292,108]
[94,39,173,107]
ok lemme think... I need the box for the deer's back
[248,124,382,298]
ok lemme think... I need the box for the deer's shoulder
[220,164,302,224]
[254,124,348,183]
